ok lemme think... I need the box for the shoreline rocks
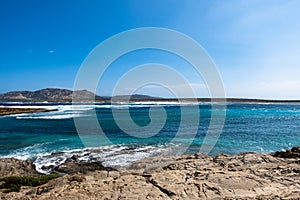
[0,158,40,177]
[1,147,300,199]
[51,155,116,175]
[271,146,300,159]
[0,108,58,116]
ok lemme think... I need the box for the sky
[0,0,300,99]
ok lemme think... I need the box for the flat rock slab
[1,148,300,199]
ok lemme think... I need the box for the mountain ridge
[0,88,104,102]
[0,88,162,102]
[1,88,300,103]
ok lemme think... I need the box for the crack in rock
[146,176,175,197]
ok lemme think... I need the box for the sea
[0,102,300,173]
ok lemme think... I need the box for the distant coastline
[0,108,58,116]
[1,88,300,103]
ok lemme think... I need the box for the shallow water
[0,102,300,173]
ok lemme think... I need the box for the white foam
[0,102,200,113]
[1,102,201,120]
[2,142,54,161]
[16,113,82,120]
[32,144,175,174]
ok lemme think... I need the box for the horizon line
[1,87,300,102]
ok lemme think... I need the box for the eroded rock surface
[1,148,300,199]
[0,158,40,177]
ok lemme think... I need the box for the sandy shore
[0,108,57,116]
[0,147,299,199]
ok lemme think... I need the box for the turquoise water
[0,102,300,172]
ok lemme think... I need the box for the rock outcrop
[0,158,40,177]
[1,148,300,199]
[0,108,57,116]
[271,146,300,159]
[51,156,115,174]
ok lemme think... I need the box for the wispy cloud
[228,80,300,100]
[202,0,300,99]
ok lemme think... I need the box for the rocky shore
[0,147,300,199]
[0,108,57,116]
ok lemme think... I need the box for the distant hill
[1,88,300,103]
[0,88,164,102]
[111,94,163,101]
[0,88,104,102]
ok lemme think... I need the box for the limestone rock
[1,147,300,199]
[0,158,40,177]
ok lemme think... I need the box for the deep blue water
[0,102,300,172]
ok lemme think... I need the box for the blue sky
[0,0,300,99]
